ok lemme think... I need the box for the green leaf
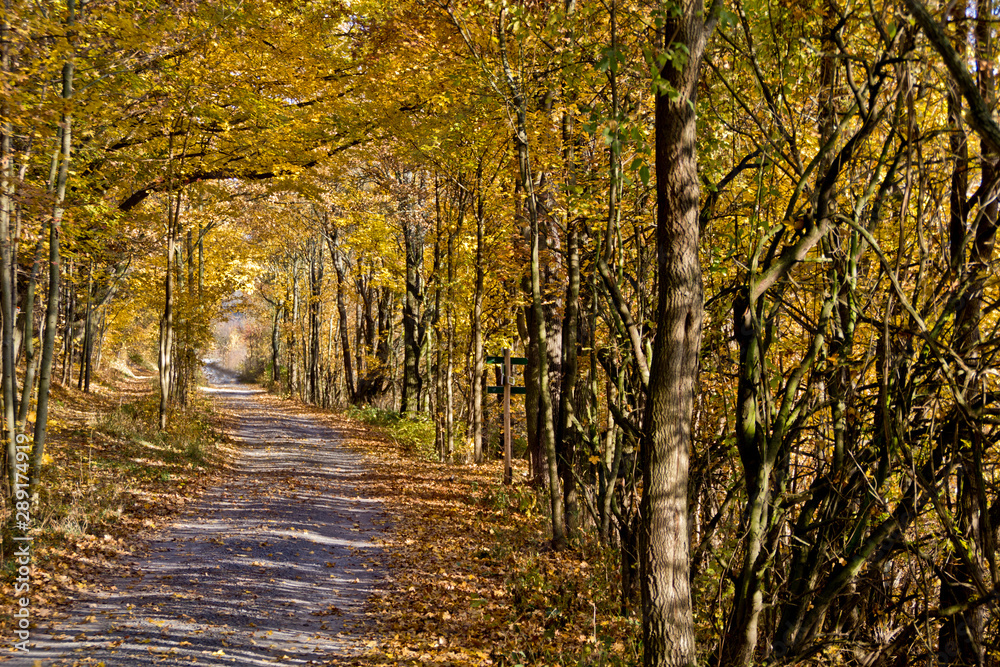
[596,47,613,73]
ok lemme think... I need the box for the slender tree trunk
[472,180,485,464]
[432,187,444,458]
[0,20,15,495]
[309,241,323,405]
[31,11,74,500]
[159,220,175,430]
[77,262,92,391]
[445,208,456,463]
[271,303,282,384]
[16,242,43,427]
[61,269,74,384]
[94,310,106,370]
[288,260,299,396]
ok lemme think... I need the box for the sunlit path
[15,374,386,666]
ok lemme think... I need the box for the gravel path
[13,368,385,666]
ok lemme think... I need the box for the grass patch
[348,405,436,460]
[29,390,224,542]
[128,351,156,372]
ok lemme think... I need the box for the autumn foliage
[2,0,1000,664]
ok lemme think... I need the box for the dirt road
[13,370,385,666]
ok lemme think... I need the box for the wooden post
[503,347,512,485]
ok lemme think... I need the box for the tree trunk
[327,227,355,403]
[472,177,485,464]
[77,262,92,391]
[60,268,74,384]
[271,303,282,384]
[401,210,425,414]
[288,259,299,396]
[445,211,456,463]
[0,26,16,496]
[309,240,323,405]
[639,2,713,664]
[31,14,74,500]
[557,220,581,537]
[159,220,175,430]
[16,242,43,427]
[935,2,997,663]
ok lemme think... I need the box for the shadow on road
[17,370,385,666]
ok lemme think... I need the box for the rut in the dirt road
[14,379,386,667]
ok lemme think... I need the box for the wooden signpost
[486,348,526,485]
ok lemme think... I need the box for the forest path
[14,368,386,666]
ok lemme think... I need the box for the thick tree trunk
[519,305,544,482]
[557,221,581,537]
[327,228,355,403]
[639,2,712,665]
[159,115,189,428]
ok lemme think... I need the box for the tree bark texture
[639,1,713,664]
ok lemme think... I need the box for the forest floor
[2,365,638,666]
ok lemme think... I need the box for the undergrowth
[348,405,436,460]
[30,392,220,541]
